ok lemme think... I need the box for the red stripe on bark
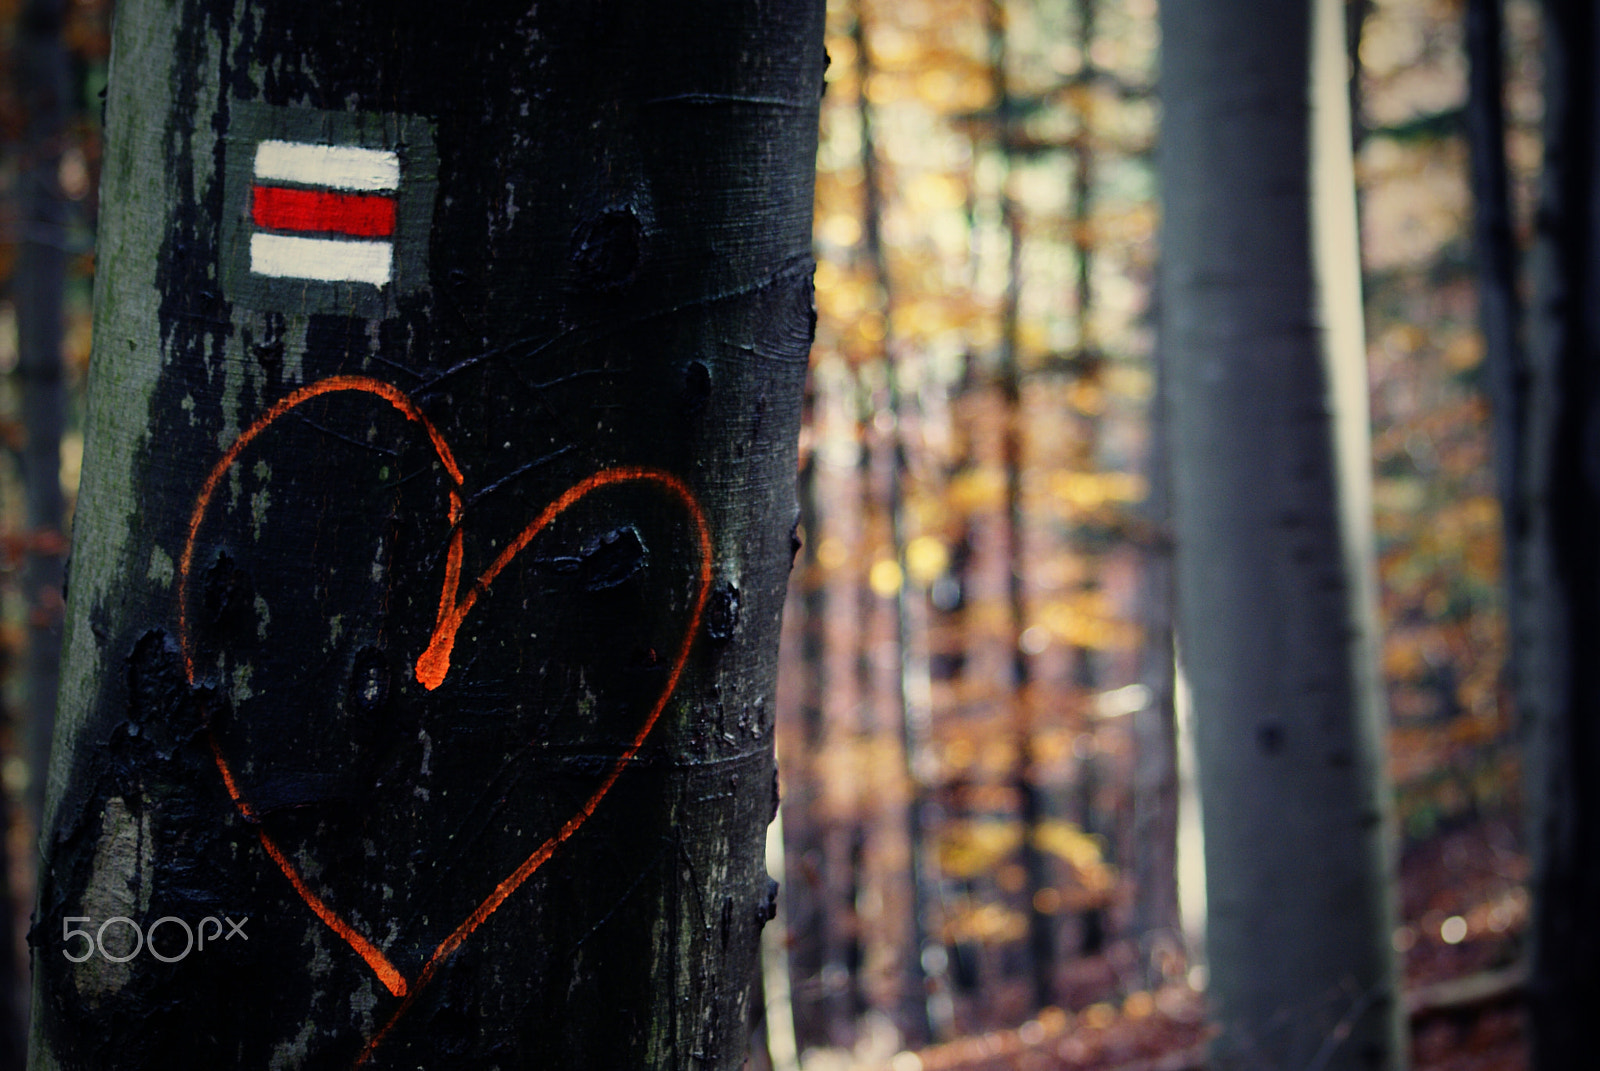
[252,185,397,238]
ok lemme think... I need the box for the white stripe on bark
[253,141,400,191]
[249,233,393,284]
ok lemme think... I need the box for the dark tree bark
[28,2,824,1068]
[1517,3,1600,1067]
[1158,0,1405,1069]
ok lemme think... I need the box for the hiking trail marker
[249,141,400,285]
[223,103,436,317]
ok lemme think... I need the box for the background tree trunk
[14,0,70,837]
[8,0,73,1062]
[29,2,824,1067]
[1131,362,1180,993]
[1468,0,1524,549]
[1518,2,1600,1067]
[1158,0,1406,1068]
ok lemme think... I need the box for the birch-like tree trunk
[29,2,824,1067]
[1158,0,1406,1068]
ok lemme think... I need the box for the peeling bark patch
[147,546,176,588]
[72,798,153,1000]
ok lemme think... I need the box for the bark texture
[29,2,824,1068]
[1158,1,1405,1069]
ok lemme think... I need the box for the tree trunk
[28,2,824,1067]
[8,1,72,1062]
[1132,335,1181,991]
[1467,0,1524,544]
[1518,3,1600,1067]
[14,0,70,831]
[980,0,1059,1015]
[852,0,946,1042]
[1158,1,1405,1069]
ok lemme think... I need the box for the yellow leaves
[1373,476,1426,518]
[1122,991,1156,1021]
[869,558,904,597]
[937,817,1114,894]
[1032,819,1112,890]
[939,820,1020,878]
[813,260,891,362]
[889,295,988,345]
[1048,470,1146,518]
[1382,633,1434,682]
[1037,591,1140,651]
[1412,495,1501,579]
[1358,136,1471,271]
[1104,362,1153,401]
[816,213,862,249]
[1093,202,1159,247]
[905,172,966,214]
[944,901,1027,945]
[1067,379,1105,416]
[948,467,1006,513]
[905,536,949,585]
[913,68,993,114]
[1443,331,1485,372]
[814,261,881,323]
[816,537,849,571]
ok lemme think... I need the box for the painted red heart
[174,375,711,1062]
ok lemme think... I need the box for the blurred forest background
[0,0,1538,1069]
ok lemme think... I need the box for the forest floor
[799,818,1528,1071]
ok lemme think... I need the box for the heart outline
[174,375,712,1062]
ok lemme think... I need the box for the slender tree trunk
[1159,1,1405,1069]
[29,2,824,1067]
[852,0,946,1043]
[8,2,72,1062]
[784,448,829,1047]
[1067,0,1109,967]
[0,759,20,1071]
[15,0,70,831]
[813,362,867,1046]
[1468,0,1524,541]
[1132,336,1181,991]
[980,0,1058,1014]
[1518,3,1600,1067]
